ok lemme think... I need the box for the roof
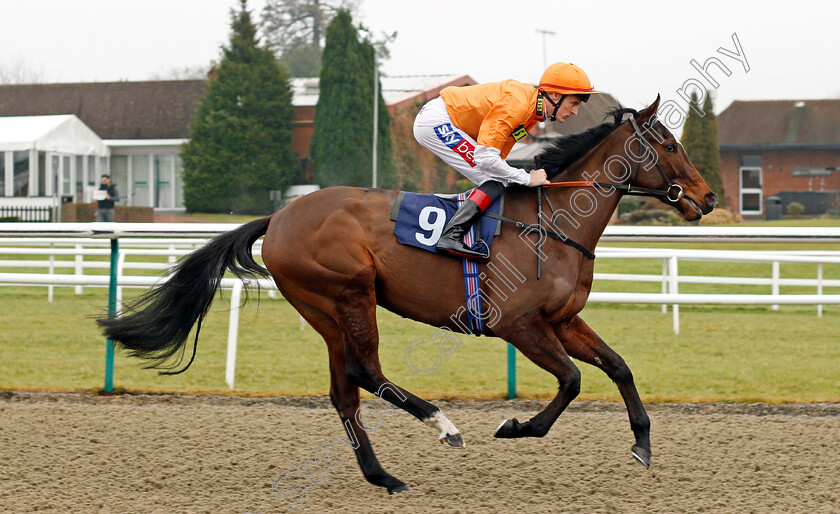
[0,80,206,140]
[380,74,476,108]
[718,99,840,149]
[0,76,472,139]
[0,114,108,155]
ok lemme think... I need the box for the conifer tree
[182,0,297,213]
[700,94,725,205]
[309,10,394,188]
[681,92,726,207]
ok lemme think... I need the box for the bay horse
[99,96,717,494]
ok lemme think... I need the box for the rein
[543,116,685,204]
[484,113,687,275]
[542,179,680,199]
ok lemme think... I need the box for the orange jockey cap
[539,62,599,98]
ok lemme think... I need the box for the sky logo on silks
[434,123,476,167]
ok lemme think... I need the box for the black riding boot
[436,200,489,259]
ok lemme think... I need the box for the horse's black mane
[536,107,638,179]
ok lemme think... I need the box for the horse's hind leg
[326,339,412,493]
[493,313,582,439]
[554,315,652,469]
[292,299,410,493]
[335,266,465,449]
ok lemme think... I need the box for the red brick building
[717,99,840,217]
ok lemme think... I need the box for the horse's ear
[635,94,661,124]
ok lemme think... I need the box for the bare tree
[0,55,50,84]
[260,0,360,57]
[147,65,212,81]
[358,22,397,61]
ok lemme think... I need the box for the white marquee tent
[0,115,109,200]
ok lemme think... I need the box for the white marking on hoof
[494,419,510,437]
[422,411,463,446]
[631,449,651,469]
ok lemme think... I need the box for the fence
[0,237,267,302]
[0,205,53,222]
[0,197,59,222]
[3,223,840,395]
[593,247,840,334]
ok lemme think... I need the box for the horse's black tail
[97,216,273,374]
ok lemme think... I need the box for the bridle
[482,113,691,279]
[486,114,686,279]
[543,114,685,204]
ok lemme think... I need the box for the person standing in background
[95,175,119,222]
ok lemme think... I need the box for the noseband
[544,115,684,203]
[627,116,684,203]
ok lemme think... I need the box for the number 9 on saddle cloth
[391,190,503,255]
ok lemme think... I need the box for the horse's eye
[664,144,677,153]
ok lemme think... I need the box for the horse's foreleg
[493,313,581,439]
[554,315,651,469]
[336,267,465,449]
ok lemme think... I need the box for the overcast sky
[2,0,838,118]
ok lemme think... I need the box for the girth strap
[482,211,596,261]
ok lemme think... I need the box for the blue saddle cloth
[391,191,503,254]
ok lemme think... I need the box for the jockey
[413,62,599,259]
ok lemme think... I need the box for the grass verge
[1,286,838,403]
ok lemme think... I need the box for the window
[111,156,129,206]
[741,193,761,212]
[38,152,47,196]
[739,165,762,215]
[0,152,5,196]
[76,155,85,201]
[741,168,761,189]
[14,151,29,197]
[59,155,71,197]
[174,155,185,208]
[131,154,151,207]
[155,154,175,208]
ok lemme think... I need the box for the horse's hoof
[631,444,651,469]
[440,432,466,449]
[388,483,411,495]
[493,418,517,438]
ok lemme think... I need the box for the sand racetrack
[1,392,838,513]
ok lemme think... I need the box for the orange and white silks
[440,79,543,159]
[413,80,543,187]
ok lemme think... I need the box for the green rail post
[507,343,516,399]
[104,237,119,394]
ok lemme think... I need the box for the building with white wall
[0,115,109,200]
[0,80,205,211]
